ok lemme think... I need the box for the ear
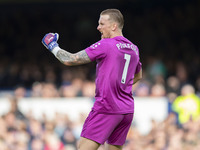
[111,23,117,31]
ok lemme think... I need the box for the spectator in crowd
[133,80,151,97]
[81,80,95,98]
[60,84,78,97]
[172,84,200,124]
[30,138,44,150]
[175,62,190,87]
[44,132,65,150]
[150,83,166,97]
[145,56,167,84]
[41,83,59,98]
[166,76,181,95]
[8,96,27,121]
[14,86,27,99]
[31,82,43,97]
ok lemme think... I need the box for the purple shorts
[81,110,133,146]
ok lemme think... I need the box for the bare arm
[55,49,91,66]
[133,69,142,84]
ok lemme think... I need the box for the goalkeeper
[42,9,142,150]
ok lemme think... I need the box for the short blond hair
[100,9,124,29]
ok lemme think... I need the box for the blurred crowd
[0,96,82,150]
[0,0,200,150]
[0,86,200,150]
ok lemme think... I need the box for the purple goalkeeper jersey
[85,36,142,114]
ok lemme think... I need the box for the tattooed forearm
[56,49,75,64]
[56,49,91,66]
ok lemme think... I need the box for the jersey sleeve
[85,39,108,61]
[135,61,142,74]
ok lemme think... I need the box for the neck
[110,30,123,38]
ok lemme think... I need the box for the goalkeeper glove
[42,33,60,52]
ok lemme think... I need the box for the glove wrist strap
[48,41,58,51]
[52,46,61,56]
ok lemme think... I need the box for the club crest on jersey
[90,42,101,49]
[116,43,138,55]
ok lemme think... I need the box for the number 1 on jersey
[121,54,131,84]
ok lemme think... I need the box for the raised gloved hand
[42,33,59,51]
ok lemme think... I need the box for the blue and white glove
[42,33,60,55]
